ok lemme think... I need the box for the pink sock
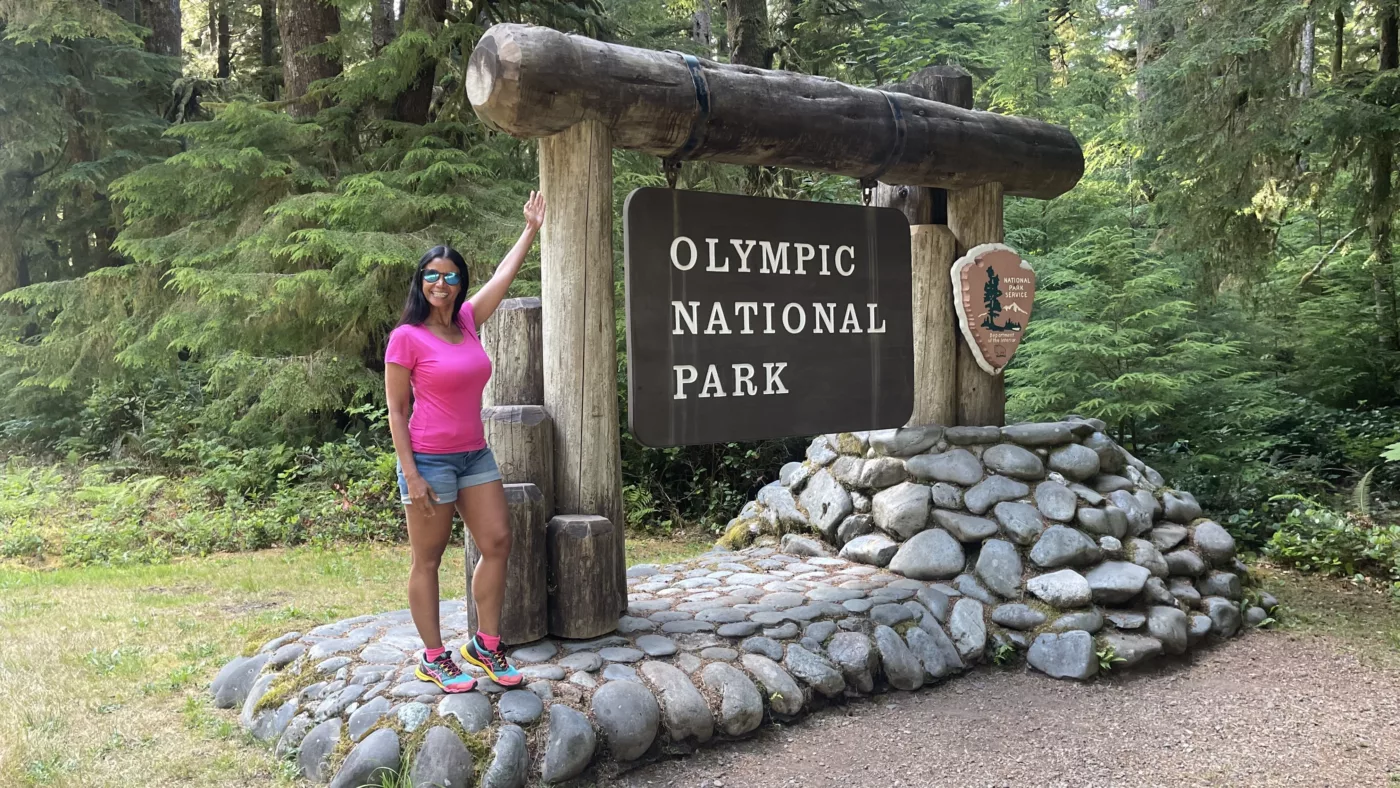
[476,632,500,651]
[424,646,445,662]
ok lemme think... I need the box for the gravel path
[615,631,1400,788]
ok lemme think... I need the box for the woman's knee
[476,524,512,559]
[411,550,444,574]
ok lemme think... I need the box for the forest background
[1,0,1399,593]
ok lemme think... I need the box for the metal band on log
[467,24,1084,200]
[466,483,548,645]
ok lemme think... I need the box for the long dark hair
[399,245,469,327]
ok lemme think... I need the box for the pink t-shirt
[385,305,492,454]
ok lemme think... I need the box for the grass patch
[625,533,714,566]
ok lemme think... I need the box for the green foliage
[1096,643,1124,672]
[1265,499,1400,595]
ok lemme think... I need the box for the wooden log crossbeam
[468,24,1084,200]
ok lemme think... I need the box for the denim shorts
[397,448,501,505]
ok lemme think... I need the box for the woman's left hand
[523,190,546,231]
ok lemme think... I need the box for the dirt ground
[612,630,1400,788]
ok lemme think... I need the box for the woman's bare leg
[456,480,511,636]
[406,499,456,650]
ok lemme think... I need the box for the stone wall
[209,420,1276,787]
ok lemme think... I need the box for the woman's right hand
[405,472,440,518]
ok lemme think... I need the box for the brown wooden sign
[624,188,914,447]
[951,243,1036,375]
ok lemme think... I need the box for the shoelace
[478,642,510,672]
[431,654,465,678]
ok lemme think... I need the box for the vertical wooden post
[481,405,555,516]
[466,483,548,645]
[481,297,543,408]
[909,225,958,424]
[948,182,1007,427]
[545,514,622,639]
[873,65,972,427]
[539,119,627,616]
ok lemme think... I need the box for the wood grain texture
[909,225,958,426]
[481,405,554,517]
[481,296,543,407]
[948,182,1007,427]
[546,514,621,639]
[465,483,547,646]
[468,24,1082,200]
[539,120,627,614]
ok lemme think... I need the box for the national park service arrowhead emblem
[951,243,1036,376]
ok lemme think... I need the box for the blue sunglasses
[422,271,462,286]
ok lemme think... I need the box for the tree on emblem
[981,265,1022,332]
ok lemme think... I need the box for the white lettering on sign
[670,236,698,271]
[671,362,789,399]
[669,301,888,336]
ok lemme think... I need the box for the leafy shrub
[1265,499,1400,595]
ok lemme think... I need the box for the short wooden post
[539,119,627,615]
[481,297,544,407]
[466,483,548,645]
[546,514,622,639]
[948,182,1007,427]
[874,66,972,427]
[481,405,555,517]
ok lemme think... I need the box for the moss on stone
[253,663,320,714]
[718,519,756,550]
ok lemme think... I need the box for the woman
[385,192,546,693]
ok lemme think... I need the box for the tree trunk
[1135,0,1159,105]
[139,0,182,58]
[692,0,713,49]
[217,1,232,79]
[260,0,279,101]
[278,0,341,118]
[1296,13,1315,97]
[726,0,771,69]
[1371,0,1399,351]
[0,222,23,298]
[1332,9,1344,79]
[392,0,448,124]
[372,0,397,54]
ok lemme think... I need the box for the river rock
[639,661,714,744]
[799,469,854,540]
[1130,539,1169,577]
[946,426,1002,444]
[591,680,661,761]
[1048,444,1101,481]
[1001,422,1074,446]
[329,728,400,788]
[481,724,530,788]
[701,662,765,736]
[906,448,983,485]
[758,483,807,530]
[948,598,986,662]
[1085,561,1151,603]
[871,625,924,691]
[739,654,805,716]
[1162,490,1203,523]
[1077,507,1126,539]
[836,514,875,546]
[1029,526,1102,568]
[1192,521,1237,565]
[964,475,1030,515]
[1034,481,1077,522]
[992,603,1047,630]
[1169,577,1203,608]
[871,482,930,540]
[1147,606,1189,654]
[859,457,909,489]
[297,718,342,782]
[994,501,1045,545]
[1028,631,1097,680]
[825,632,879,692]
[888,528,965,580]
[869,426,942,457]
[975,539,1023,598]
[932,510,999,542]
[1049,608,1104,633]
[542,704,596,783]
[1107,490,1153,536]
[1082,431,1125,473]
[1100,633,1163,668]
[438,692,492,732]
[497,690,544,725]
[1204,596,1242,637]
[1026,569,1091,608]
[1150,524,1189,552]
[784,644,845,697]
[347,696,391,742]
[780,534,827,557]
[409,727,474,788]
[213,653,269,709]
[982,444,1046,480]
[1165,549,1206,577]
